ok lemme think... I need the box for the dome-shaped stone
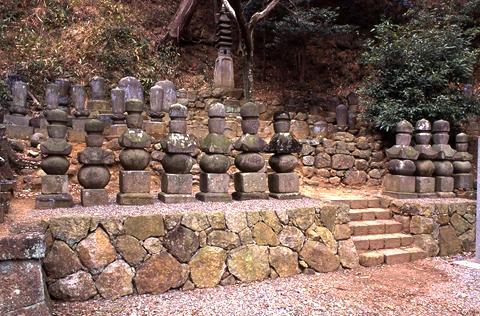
[119,148,150,170]
[169,103,188,118]
[387,159,416,176]
[432,120,450,132]
[240,102,259,118]
[78,165,110,188]
[433,160,454,176]
[199,154,230,173]
[273,111,290,121]
[456,133,468,143]
[85,119,104,133]
[414,160,435,177]
[396,120,413,134]
[46,109,68,124]
[453,161,472,173]
[269,154,298,173]
[208,103,226,118]
[125,99,144,113]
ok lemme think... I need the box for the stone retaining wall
[42,204,359,301]
[383,198,476,257]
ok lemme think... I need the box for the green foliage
[360,7,480,133]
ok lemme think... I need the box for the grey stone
[43,240,82,279]
[227,245,270,283]
[338,240,359,269]
[48,271,97,301]
[49,216,90,247]
[115,235,147,267]
[95,260,134,300]
[124,214,165,240]
[189,246,227,288]
[76,228,116,274]
[278,226,305,252]
[252,222,279,246]
[225,210,248,233]
[299,240,340,273]
[207,231,240,250]
[269,246,301,278]
[163,225,200,263]
[181,212,210,231]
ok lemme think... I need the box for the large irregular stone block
[331,154,355,169]
[259,210,283,233]
[252,222,279,246]
[95,260,134,300]
[269,246,301,278]
[163,225,200,263]
[43,240,83,279]
[207,212,226,230]
[384,174,415,193]
[449,214,471,235]
[76,228,116,274]
[48,271,97,301]
[337,240,359,269]
[189,246,227,288]
[299,240,340,273]
[410,216,434,235]
[413,234,439,257]
[314,153,332,168]
[305,225,337,252]
[458,229,475,252]
[288,207,315,231]
[181,212,210,231]
[0,260,51,315]
[227,245,270,283]
[115,235,147,267]
[277,226,305,252]
[0,233,46,260]
[49,215,91,247]
[207,231,240,250]
[134,252,189,294]
[225,210,248,233]
[343,170,367,185]
[438,225,462,256]
[124,214,165,240]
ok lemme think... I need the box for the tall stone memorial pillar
[232,102,268,200]
[453,133,474,191]
[266,111,302,199]
[432,120,456,198]
[196,103,232,202]
[158,104,197,203]
[413,119,438,198]
[213,5,234,89]
[4,81,34,140]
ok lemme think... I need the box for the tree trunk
[162,0,200,44]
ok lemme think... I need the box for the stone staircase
[329,197,427,267]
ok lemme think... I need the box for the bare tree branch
[248,0,280,36]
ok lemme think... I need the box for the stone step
[329,198,380,209]
[358,247,427,267]
[352,233,414,250]
[350,208,392,221]
[349,220,403,236]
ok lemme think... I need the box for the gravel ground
[52,253,480,316]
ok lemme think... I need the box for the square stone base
[200,173,230,193]
[107,124,127,140]
[36,194,73,209]
[42,175,68,194]
[232,192,269,201]
[119,170,151,193]
[195,192,232,202]
[417,193,438,198]
[268,173,299,193]
[81,189,108,207]
[161,173,192,194]
[158,192,195,204]
[145,121,168,138]
[67,128,86,143]
[415,177,435,193]
[234,172,266,193]
[116,192,153,205]
[383,174,415,193]
[5,124,34,140]
[453,174,473,190]
[269,192,303,200]
[435,176,454,192]
[436,192,456,198]
[4,114,29,126]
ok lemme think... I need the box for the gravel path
[52,254,480,316]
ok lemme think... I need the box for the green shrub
[360,6,479,133]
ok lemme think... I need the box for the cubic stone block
[5,125,34,140]
[435,176,454,192]
[415,177,435,193]
[119,170,151,193]
[268,173,299,193]
[453,174,473,189]
[81,189,108,206]
[161,173,192,194]
[158,193,195,204]
[383,174,415,193]
[35,194,73,209]
[200,173,230,193]
[234,173,266,193]
[116,193,153,205]
[41,175,68,194]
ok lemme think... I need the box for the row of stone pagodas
[383,119,473,199]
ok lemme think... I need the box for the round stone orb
[387,159,416,176]
[41,155,70,175]
[125,114,144,129]
[415,119,431,132]
[396,120,413,134]
[269,154,298,173]
[240,102,259,118]
[46,109,68,125]
[119,148,150,170]
[453,161,472,174]
[161,153,193,174]
[208,118,226,134]
[30,133,47,148]
[234,153,265,172]
[85,119,104,133]
[456,133,468,143]
[78,165,110,189]
[199,154,230,173]
[414,160,435,177]
[432,133,449,145]
[208,103,226,118]
[432,120,450,133]
[433,160,454,176]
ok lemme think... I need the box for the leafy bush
[360,6,479,133]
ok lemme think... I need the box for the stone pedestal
[37,174,72,209]
[81,189,108,207]
[158,173,195,203]
[435,176,454,192]
[415,177,437,198]
[117,170,153,205]
[4,115,34,140]
[41,175,68,194]
[232,173,268,200]
[268,173,301,199]
[145,121,168,138]
[453,174,473,190]
[196,173,232,202]
[107,124,127,140]
[35,194,73,209]
[383,174,417,198]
